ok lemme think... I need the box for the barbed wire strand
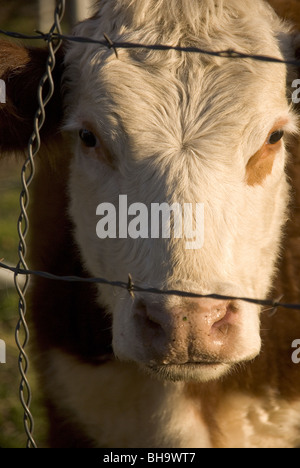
[1,261,299,311]
[1,29,300,67]
[13,0,65,449]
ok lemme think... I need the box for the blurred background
[0,0,94,448]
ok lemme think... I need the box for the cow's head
[1,0,299,382]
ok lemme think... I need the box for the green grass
[0,1,74,448]
[0,1,59,447]
[0,164,20,265]
[0,0,36,36]
[0,161,28,448]
[0,160,48,448]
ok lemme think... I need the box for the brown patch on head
[246,146,278,186]
[246,120,287,186]
[0,40,64,154]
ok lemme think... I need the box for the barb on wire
[1,261,299,311]
[13,0,65,449]
[1,29,300,67]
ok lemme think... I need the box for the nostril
[134,299,147,316]
[145,315,162,332]
[211,301,239,331]
[134,299,162,331]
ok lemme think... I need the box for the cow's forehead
[72,0,287,63]
[64,0,292,159]
[66,49,289,161]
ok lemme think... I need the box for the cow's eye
[267,130,284,145]
[79,129,98,148]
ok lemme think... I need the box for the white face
[64,1,297,382]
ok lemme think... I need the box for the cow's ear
[288,32,300,114]
[267,1,300,84]
[268,0,300,29]
[0,40,64,154]
[275,30,300,114]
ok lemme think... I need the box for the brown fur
[28,139,113,362]
[246,120,289,186]
[0,40,64,154]
[246,142,279,186]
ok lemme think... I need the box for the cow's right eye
[79,129,98,148]
[267,130,284,145]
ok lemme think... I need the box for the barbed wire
[1,261,299,312]
[1,28,300,67]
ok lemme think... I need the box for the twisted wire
[13,0,65,449]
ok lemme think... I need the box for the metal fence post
[38,0,56,31]
[67,0,94,27]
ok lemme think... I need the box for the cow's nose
[132,296,239,363]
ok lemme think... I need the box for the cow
[0,0,300,448]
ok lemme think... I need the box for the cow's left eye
[267,130,284,145]
[79,129,98,148]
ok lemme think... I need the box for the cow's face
[64,1,297,382]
